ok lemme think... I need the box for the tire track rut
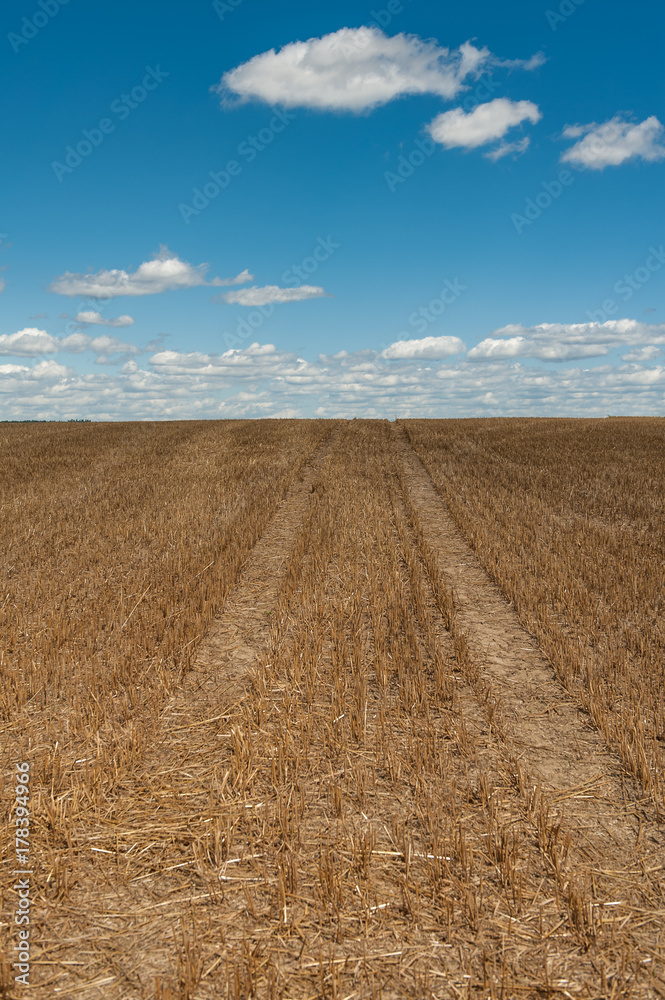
[153,426,340,737]
[392,425,665,885]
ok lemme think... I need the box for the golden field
[1,418,664,999]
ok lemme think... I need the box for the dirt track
[394,425,662,853]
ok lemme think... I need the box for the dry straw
[1,418,663,998]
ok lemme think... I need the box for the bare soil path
[157,426,340,727]
[392,423,665,959]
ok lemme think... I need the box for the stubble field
[1,417,664,999]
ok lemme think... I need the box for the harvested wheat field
[2,417,665,999]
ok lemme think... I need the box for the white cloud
[497,53,546,72]
[484,136,530,161]
[216,28,539,112]
[150,343,279,370]
[3,315,665,419]
[561,115,665,169]
[225,342,276,357]
[50,246,229,299]
[0,277,5,294]
[149,343,296,378]
[214,268,254,286]
[75,311,135,327]
[59,334,98,353]
[381,335,465,359]
[622,345,662,363]
[28,360,72,379]
[60,333,139,356]
[467,335,603,361]
[0,363,30,375]
[428,98,541,150]
[468,320,665,361]
[2,336,665,421]
[0,328,58,356]
[0,327,139,359]
[221,285,330,306]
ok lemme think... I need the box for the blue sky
[1,0,664,418]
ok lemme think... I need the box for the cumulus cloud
[0,327,140,359]
[428,98,541,150]
[149,343,289,376]
[0,363,29,375]
[622,345,662,363]
[74,311,135,327]
[381,335,465,359]
[561,115,665,169]
[220,284,330,306]
[27,360,72,379]
[215,28,540,112]
[61,334,140,356]
[468,320,665,361]
[50,246,229,299]
[2,335,665,421]
[150,343,279,369]
[142,343,665,419]
[467,335,603,361]
[214,268,254,286]
[0,328,58,356]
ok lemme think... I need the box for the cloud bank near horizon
[1,321,663,420]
